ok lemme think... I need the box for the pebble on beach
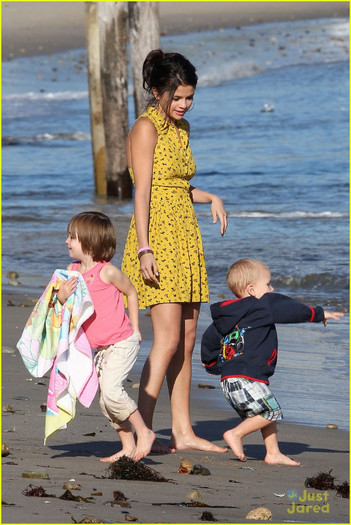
[2,443,11,457]
[178,459,193,474]
[3,404,15,413]
[190,464,211,476]
[200,511,217,521]
[63,482,81,491]
[6,271,19,279]
[326,423,339,430]
[22,470,50,480]
[245,507,272,520]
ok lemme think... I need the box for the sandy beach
[1,1,349,60]
[2,1,350,523]
[2,291,350,523]
[2,294,349,523]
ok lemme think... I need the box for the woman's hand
[139,252,159,284]
[57,276,77,304]
[211,195,228,236]
[190,186,228,236]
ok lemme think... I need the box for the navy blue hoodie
[201,293,325,384]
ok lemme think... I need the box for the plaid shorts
[221,377,283,421]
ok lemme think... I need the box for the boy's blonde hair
[67,211,116,262]
[227,259,270,298]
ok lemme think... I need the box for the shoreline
[2,1,349,60]
[2,290,349,523]
[3,288,349,431]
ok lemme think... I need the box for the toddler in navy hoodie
[201,259,343,465]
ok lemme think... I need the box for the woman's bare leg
[138,303,182,452]
[167,303,227,453]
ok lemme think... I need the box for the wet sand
[2,1,349,60]
[1,290,349,523]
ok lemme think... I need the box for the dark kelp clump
[305,471,349,499]
[335,481,349,499]
[305,471,336,490]
[113,490,128,501]
[22,484,55,498]
[107,456,169,482]
[60,489,93,503]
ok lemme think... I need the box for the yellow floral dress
[121,106,209,309]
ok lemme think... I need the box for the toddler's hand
[57,277,78,304]
[323,311,344,326]
[135,329,142,343]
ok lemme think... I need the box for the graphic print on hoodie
[220,325,246,363]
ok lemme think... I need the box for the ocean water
[2,17,349,429]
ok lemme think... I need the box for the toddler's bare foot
[170,433,227,453]
[100,448,135,463]
[133,429,156,461]
[265,452,300,466]
[223,429,246,461]
[151,438,175,454]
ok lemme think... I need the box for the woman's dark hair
[142,49,198,111]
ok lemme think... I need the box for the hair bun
[141,49,197,111]
[142,49,165,92]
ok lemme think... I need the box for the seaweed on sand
[22,484,55,498]
[107,456,169,482]
[305,470,336,490]
[305,470,349,499]
[335,481,349,499]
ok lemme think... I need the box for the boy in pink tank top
[57,211,155,462]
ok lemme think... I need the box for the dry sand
[1,1,349,60]
[1,291,349,523]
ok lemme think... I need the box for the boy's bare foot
[170,434,227,453]
[100,447,136,462]
[223,429,246,461]
[265,452,300,466]
[133,429,156,461]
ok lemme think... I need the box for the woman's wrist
[137,245,152,254]
[138,248,153,259]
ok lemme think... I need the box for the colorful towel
[17,269,98,443]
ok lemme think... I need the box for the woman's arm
[190,186,228,236]
[127,118,159,284]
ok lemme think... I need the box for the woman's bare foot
[133,429,156,461]
[265,452,300,466]
[223,429,246,461]
[100,448,135,463]
[170,433,227,453]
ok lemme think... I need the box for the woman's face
[157,84,195,122]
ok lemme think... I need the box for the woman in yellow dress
[122,49,228,453]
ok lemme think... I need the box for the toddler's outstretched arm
[323,310,344,326]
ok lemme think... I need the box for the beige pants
[95,331,139,430]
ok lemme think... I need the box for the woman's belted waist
[152,183,190,191]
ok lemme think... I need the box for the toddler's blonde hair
[227,258,270,298]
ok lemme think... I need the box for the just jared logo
[286,489,329,514]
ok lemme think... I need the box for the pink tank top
[71,261,133,348]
